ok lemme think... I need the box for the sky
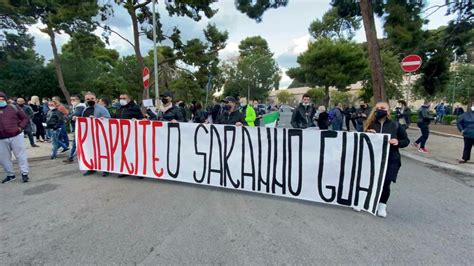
[28,0,454,88]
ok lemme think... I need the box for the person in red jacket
[0,91,30,183]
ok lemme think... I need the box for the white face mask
[48,106,55,110]
[120,99,128,106]
[471,106,474,112]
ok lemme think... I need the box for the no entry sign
[401,55,422,72]
[143,67,150,89]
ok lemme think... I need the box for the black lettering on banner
[288,129,303,196]
[167,123,181,178]
[257,128,271,193]
[272,128,286,194]
[341,133,358,205]
[241,127,256,191]
[224,126,239,188]
[317,130,337,202]
[207,125,224,185]
[354,133,375,210]
[193,124,209,183]
[336,132,356,206]
[371,135,389,213]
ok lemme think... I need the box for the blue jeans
[46,128,52,140]
[51,130,68,158]
[415,123,430,149]
[68,138,77,160]
[59,124,69,148]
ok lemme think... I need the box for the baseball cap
[223,96,237,103]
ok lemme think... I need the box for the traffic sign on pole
[401,54,422,72]
[143,67,150,89]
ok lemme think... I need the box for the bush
[443,115,457,125]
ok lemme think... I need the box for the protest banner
[76,117,390,215]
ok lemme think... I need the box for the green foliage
[276,90,293,105]
[168,73,205,103]
[441,64,474,105]
[309,7,361,40]
[330,90,352,106]
[306,88,326,105]
[443,115,458,125]
[414,50,451,97]
[235,0,288,22]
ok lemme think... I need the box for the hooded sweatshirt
[0,92,29,139]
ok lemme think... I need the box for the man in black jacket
[355,101,371,132]
[291,94,316,129]
[414,101,434,153]
[114,94,144,120]
[46,101,67,160]
[216,96,246,126]
[158,92,185,122]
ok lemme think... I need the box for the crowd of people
[1,90,472,218]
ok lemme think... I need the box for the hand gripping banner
[76,117,390,215]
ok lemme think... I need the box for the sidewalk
[402,128,473,176]
[19,134,73,162]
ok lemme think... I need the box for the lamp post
[152,0,159,101]
[247,54,272,101]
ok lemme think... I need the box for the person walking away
[45,101,67,160]
[457,105,474,164]
[330,103,344,131]
[30,96,46,142]
[192,103,207,123]
[435,102,446,124]
[454,105,464,116]
[63,95,86,164]
[315,105,329,130]
[291,94,316,129]
[114,94,144,120]
[17,97,39,147]
[395,100,411,129]
[239,97,257,127]
[364,102,409,218]
[81,92,111,177]
[42,97,52,141]
[52,96,69,150]
[216,96,247,126]
[414,101,434,153]
[344,104,357,131]
[355,101,371,132]
[0,92,31,183]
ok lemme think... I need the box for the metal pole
[452,53,457,108]
[407,72,411,102]
[152,0,159,101]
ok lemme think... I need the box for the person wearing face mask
[30,96,46,143]
[0,92,31,183]
[63,95,86,164]
[364,102,410,218]
[46,101,67,160]
[355,101,371,132]
[51,96,70,152]
[17,97,39,148]
[157,92,184,122]
[253,100,265,127]
[291,94,316,129]
[216,96,247,126]
[239,97,256,127]
[413,100,434,154]
[457,104,474,164]
[81,92,111,177]
[113,94,144,120]
[395,100,411,129]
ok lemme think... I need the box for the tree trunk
[128,4,148,100]
[47,26,70,104]
[359,0,386,102]
[324,86,330,107]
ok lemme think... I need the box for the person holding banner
[114,94,144,120]
[81,92,111,177]
[216,96,246,126]
[365,102,410,218]
[291,94,316,129]
[157,92,185,122]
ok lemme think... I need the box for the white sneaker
[377,203,387,218]
[352,206,362,212]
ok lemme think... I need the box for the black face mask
[223,104,231,111]
[87,101,95,107]
[18,104,24,107]
[375,109,388,119]
[161,98,170,104]
[360,105,366,109]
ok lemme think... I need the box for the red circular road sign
[401,54,422,72]
[143,67,150,89]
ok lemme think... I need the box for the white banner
[76,117,390,215]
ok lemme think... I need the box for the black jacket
[193,109,207,123]
[161,105,185,122]
[367,119,410,182]
[216,109,247,125]
[291,104,316,129]
[46,109,64,130]
[114,102,144,120]
[395,107,411,127]
[417,105,433,125]
[316,111,329,129]
[356,106,371,124]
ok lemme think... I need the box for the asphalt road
[0,112,472,264]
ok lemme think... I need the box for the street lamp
[247,54,272,101]
[152,0,159,101]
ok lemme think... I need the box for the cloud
[219,41,239,60]
[276,34,310,69]
[279,67,292,89]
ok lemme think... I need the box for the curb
[407,128,463,139]
[400,151,473,176]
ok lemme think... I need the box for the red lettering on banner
[120,119,134,174]
[90,117,97,169]
[94,118,110,171]
[139,120,151,176]
[108,119,120,171]
[152,121,164,178]
[134,120,139,176]
[76,118,93,169]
